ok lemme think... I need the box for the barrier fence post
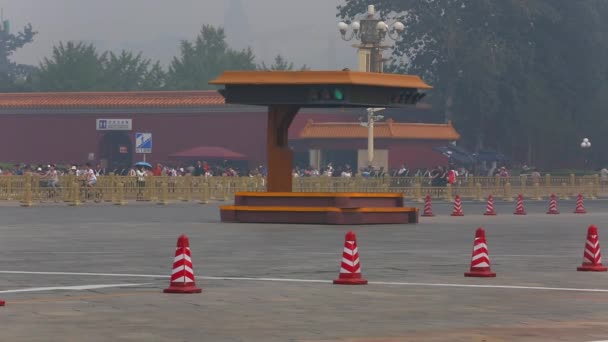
[20,174,33,207]
[570,174,576,196]
[503,183,513,202]
[589,181,598,200]
[444,183,453,202]
[520,175,527,197]
[476,183,483,201]
[594,174,600,199]
[545,174,552,197]
[158,180,169,205]
[69,180,81,206]
[110,176,117,203]
[414,182,423,202]
[114,182,127,205]
[533,182,541,200]
[183,175,192,202]
[199,178,210,204]
[560,183,569,200]
[6,175,13,200]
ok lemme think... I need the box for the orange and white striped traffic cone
[577,225,608,272]
[164,234,202,293]
[333,231,368,285]
[464,227,496,277]
[451,195,464,216]
[483,194,496,216]
[546,193,560,214]
[574,194,587,214]
[513,194,526,215]
[421,194,435,217]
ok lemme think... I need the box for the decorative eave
[296,118,460,141]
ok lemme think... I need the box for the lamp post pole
[581,138,591,172]
[363,108,385,166]
[368,112,374,164]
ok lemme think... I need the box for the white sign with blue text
[135,133,152,154]
[96,119,132,131]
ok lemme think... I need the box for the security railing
[0,174,605,206]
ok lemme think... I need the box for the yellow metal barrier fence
[0,174,605,205]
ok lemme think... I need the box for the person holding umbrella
[134,162,151,200]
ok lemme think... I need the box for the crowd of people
[0,161,267,187]
[0,160,547,189]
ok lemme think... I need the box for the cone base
[577,265,608,272]
[451,212,464,216]
[421,213,435,217]
[546,211,560,214]
[514,212,527,215]
[163,285,202,294]
[333,278,368,285]
[574,210,587,214]
[464,271,496,277]
[483,212,496,216]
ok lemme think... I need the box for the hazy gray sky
[2,0,358,70]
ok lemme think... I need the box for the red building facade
[0,91,457,171]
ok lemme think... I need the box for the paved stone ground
[1,199,608,341]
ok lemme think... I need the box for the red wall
[293,138,449,169]
[0,111,348,166]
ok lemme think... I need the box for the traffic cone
[483,194,496,216]
[465,227,496,277]
[513,194,526,215]
[0,299,4,306]
[451,195,464,216]
[546,193,560,214]
[421,194,435,217]
[574,194,587,214]
[333,231,368,285]
[577,225,608,272]
[164,234,202,293]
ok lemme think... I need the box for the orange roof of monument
[210,70,432,89]
[0,91,225,109]
[297,119,460,141]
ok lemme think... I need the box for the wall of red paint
[0,111,348,167]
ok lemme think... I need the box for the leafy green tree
[35,41,106,91]
[338,0,608,167]
[34,42,166,91]
[257,54,309,71]
[258,54,294,71]
[102,51,166,91]
[0,21,36,91]
[166,25,256,90]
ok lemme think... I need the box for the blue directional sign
[135,132,152,154]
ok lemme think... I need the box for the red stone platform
[220,192,418,225]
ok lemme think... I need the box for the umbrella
[432,146,476,165]
[135,162,152,168]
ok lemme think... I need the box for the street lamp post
[360,108,385,165]
[581,138,591,171]
[338,5,405,73]
[339,5,403,167]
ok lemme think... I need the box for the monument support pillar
[266,105,300,192]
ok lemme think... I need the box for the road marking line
[10,291,157,304]
[2,270,608,293]
[0,270,169,278]
[0,283,152,294]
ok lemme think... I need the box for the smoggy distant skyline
[3,0,361,70]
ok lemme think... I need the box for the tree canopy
[0,21,36,92]
[166,25,256,90]
[258,54,308,71]
[339,0,608,168]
